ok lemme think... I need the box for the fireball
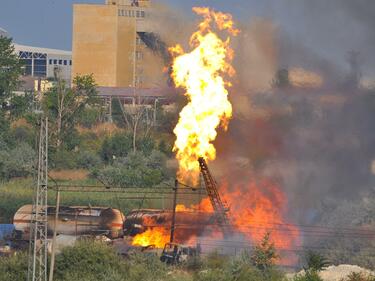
[171,7,239,185]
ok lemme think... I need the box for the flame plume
[170,7,239,185]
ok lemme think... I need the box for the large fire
[170,7,239,185]
[131,7,300,264]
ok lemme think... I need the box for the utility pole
[170,179,178,243]
[28,117,48,281]
[48,188,60,281]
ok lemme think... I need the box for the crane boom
[198,157,232,237]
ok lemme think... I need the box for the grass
[0,177,177,223]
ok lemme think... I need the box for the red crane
[198,157,232,238]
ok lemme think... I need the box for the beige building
[72,0,165,88]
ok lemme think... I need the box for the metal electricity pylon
[28,117,49,281]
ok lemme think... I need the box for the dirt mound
[319,265,373,281]
[287,265,374,281]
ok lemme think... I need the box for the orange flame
[132,227,170,248]
[171,7,238,185]
[221,180,300,250]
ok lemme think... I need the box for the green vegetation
[0,240,287,281]
[0,252,28,281]
[251,232,279,271]
[0,36,23,105]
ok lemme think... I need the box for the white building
[13,44,72,82]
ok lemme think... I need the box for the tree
[43,74,98,148]
[304,251,330,273]
[117,97,156,153]
[251,232,279,271]
[0,36,22,105]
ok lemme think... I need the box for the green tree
[251,232,279,271]
[43,74,98,148]
[304,251,330,273]
[0,36,22,105]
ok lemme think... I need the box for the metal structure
[198,157,232,237]
[28,117,48,281]
[169,179,178,243]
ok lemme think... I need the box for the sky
[1,0,374,75]
[0,0,255,51]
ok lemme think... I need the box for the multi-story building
[72,0,165,88]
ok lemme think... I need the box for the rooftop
[14,43,71,56]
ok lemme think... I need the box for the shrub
[100,133,132,163]
[304,251,330,272]
[77,150,102,169]
[0,142,36,180]
[54,240,128,281]
[342,272,375,281]
[92,150,168,188]
[10,125,35,147]
[138,137,156,156]
[229,251,285,281]
[0,252,28,281]
[203,251,229,270]
[50,149,78,170]
[126,252,168,281]
[293,271,323,281]
[78,107,102,128]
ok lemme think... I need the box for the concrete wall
[72,4,118,87]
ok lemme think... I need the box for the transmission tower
[28,117,49,281]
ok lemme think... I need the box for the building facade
[72,0,165,88]
[14,44,72,81]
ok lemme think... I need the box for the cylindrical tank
[13,205,125,240]
[123,209,215,241]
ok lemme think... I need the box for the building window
[140,11,145,18]
[136,10,140,18]
[49,59,52,64]
[59,60,62,65]
[64,60,67,65]
[69,60,72,66]
[33,58,47,77]
[20,58,32,76]
[53,59,57,64]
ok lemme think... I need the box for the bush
[78,107,102,128]
[0,252,28,281]
[293,271,323,281]
[10,125,35,147]
[138,137,156,156]
[55,240,128,281]
[0,142,36,180]
[342,272,375,281]
[92,150,169,187]
[50,149,78,170]
[100,133,132,163]
[77,150,102,169]
[228,251,285,281]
